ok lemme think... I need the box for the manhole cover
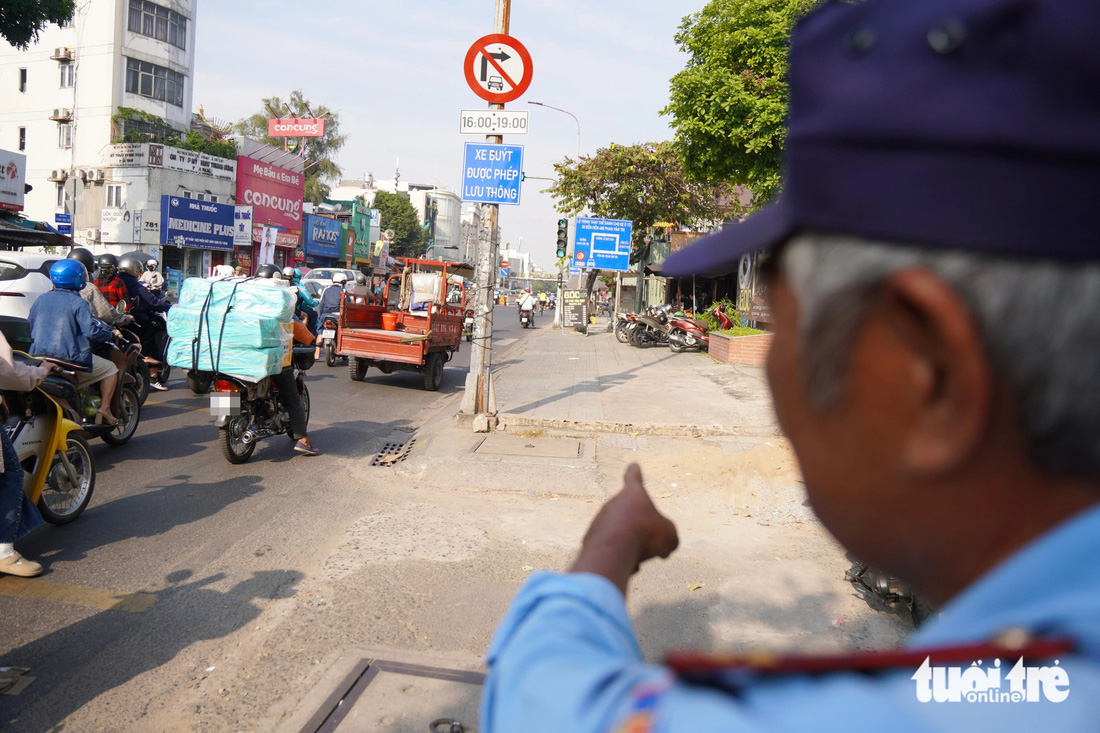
[369,438,417,467]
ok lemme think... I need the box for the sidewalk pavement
[275,319,913,733]
[489,319,780,437]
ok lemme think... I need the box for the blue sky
[193,0,708,268]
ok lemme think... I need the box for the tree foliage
[546,141,734,257]
[235,90,346,204]
[663,0,819,207]
[0,0,74,49]
[370,191,427,259]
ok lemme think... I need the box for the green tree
[235,90,346,204]
[371,191,427,259]
[663,0,819,207]
[1,0,75,49]
[546,141,734,300]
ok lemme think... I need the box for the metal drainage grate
[369,438,416,467]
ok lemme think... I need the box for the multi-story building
[0,0,197,241]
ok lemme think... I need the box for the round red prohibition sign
[464,33,534,104]
[575,251,586,262]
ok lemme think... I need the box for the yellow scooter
[2,353,96,524]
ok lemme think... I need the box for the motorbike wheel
[668,329,687,353]
[187,370,213,395]
[348,356,367,381]
[38,434,96,524]
[423,352,444,391]
[615,322,631,344]
[131,359,151,405]
[325,341,336,367]
[221,414,256,464]
[101,385,141,446]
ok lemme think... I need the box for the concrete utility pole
[463,0,511,422]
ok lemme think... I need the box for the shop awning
[0,214,71,248]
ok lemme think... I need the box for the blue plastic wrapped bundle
[167,305,285,348]
[177,277,296,322]
[166,339,286,382]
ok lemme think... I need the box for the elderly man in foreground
[481,0,1100,730]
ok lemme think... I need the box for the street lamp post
[527,101,581,328]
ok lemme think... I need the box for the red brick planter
[708,332,773,366]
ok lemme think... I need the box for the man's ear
[878,269,994,474]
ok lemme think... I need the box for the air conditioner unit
[51,47,73,61]
[84,228,100,241]
[50,108,73,121]
[48,169,68,181]
[88,169,105,181]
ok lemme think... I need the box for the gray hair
[781,232,1100,476]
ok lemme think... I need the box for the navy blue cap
[664,0,1100,278]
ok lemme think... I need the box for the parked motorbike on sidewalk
[210,347,314,464]
[667,304,734,354]
[629,304,673,348]
[319,313,345,367]
[3,355,97,524]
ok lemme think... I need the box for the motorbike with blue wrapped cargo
[167,276,315,464]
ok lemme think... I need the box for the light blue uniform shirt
[483,503,1100,732]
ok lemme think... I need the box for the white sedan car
[0,251,63,320]
[301,267,358,291]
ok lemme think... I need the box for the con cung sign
[268,118,326,138]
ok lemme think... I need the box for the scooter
[29,355,142,447]
[463,309,474,342]
[319,313,344,367]
[667,304,734,353]
[3,354,98,524]
[520,309,533,329]
[112,327,150,404]
[629,304,673,348]
[211,347,314,465]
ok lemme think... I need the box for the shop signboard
[103,143,236,181]
[561,289,589,329]
[267,118,326,137]
[101,208,135,243]
[159,195,235,251]
[236,155,304,235]
[303,214,342,260]
[139,209,160,244]
[233,206,253,247]
[0,149,27,212]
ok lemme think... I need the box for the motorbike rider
[94,253,129,307]
[314,272,347,359]
[347,271,371,297]
[29,260,121,424]
[537,290,548,314]
[258,265,318,456]
[117,252,172,391]
[283,266,319,333]
[67,248,131,389]
[139,258,164,295]
[517,288,537,325]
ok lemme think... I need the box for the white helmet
[332,272,348,285]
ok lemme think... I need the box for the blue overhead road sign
[572,217,633,272]
[461,143,524,206]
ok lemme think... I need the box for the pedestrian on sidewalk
[0,330,57,577]
[482,1,1100,731]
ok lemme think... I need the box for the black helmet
[97,253,119,278]
[256,263,281,279]
[67,247,96,275]
[355,272,367,286]
[118,251,147,277]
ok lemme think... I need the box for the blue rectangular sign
[303,214,342,259]
[54,213,71,224]
[572,217,633,272]
[56,224,72,235]
[461,143,523,206]
[160,195,235,251]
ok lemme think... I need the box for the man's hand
[569,464,679,596]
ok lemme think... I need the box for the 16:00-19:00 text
[462,115,528,130]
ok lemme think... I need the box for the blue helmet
[50,259,88,290]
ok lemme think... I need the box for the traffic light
[555,219,568,258]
